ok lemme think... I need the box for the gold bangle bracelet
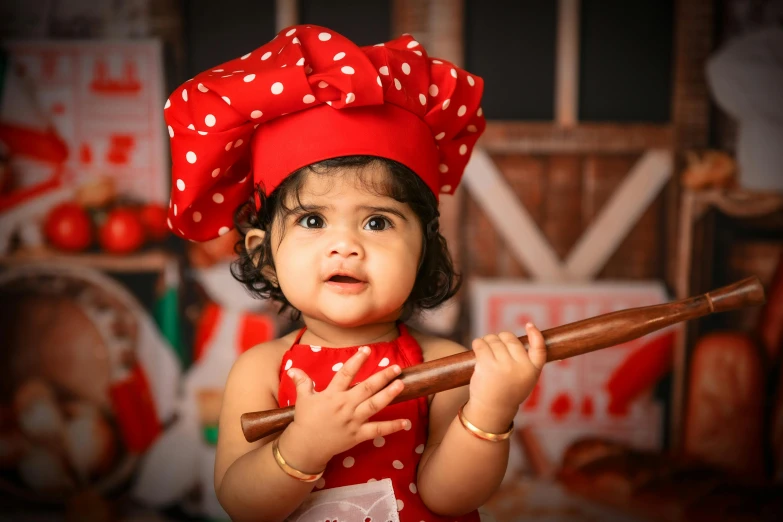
[458,404,514,442]
[271,438,325,483]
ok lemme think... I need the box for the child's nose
[328,231,364,258]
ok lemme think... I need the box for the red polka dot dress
[278,324,480,522]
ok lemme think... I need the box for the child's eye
[297,214,325,228]
[364,216,392,231]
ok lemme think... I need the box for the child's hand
[282,346,409,470]
[467,323,547,426]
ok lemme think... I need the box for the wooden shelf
[0,249,178,273]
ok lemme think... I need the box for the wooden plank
[275,0,298,31]
[564,150,673,280]
[555,0,580,127]
[0,249,175,273]
[492,154,546,278]
[463,149,569,281]
[542,155,583,259]
[480,122,674,154]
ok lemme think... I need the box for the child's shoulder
[407,326,469,363]
[228,330,301,385]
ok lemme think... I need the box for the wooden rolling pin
[241,276,765,442]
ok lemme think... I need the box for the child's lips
[324,274,368,293]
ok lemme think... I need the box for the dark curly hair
[231,156,461,321]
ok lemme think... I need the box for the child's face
[270,164,424,327]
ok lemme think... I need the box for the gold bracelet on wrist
[458,404,514,442]
[271,438,325,483]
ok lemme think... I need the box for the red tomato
[99,208,145,254]
[44,202,93,251]
[138,203,169,242]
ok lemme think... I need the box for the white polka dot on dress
[187,124,195,130]
[429,84,438,97]
[401,63,411,75]
[241,52,251,60]
[251,110,263,118]
[261,51,272,61]
[415,444,425,454]
[435,132,445,140]
[439,164,448,173]
[271,82,284,94]
[234,139,243,147]
[442,99,451,110]
[286,28,296,36]
[315,477,325,489]
[303,94,315,104]
[318,81,329,88]
[397,499,404,511]
[243,74,256,82]
[173,204,177,216]
[296,57,305,66]
[318,32,331,41]
[212,168,221,177]
[468,124,478,132]
[168,126,174,137]
[407,40,419,48]
[186,152,197,164]
[205,114,216,127]
[164,99,171,109]
[193,212,202,222]
[310,345,321,352]
[213,193,224,204]
[197,83,208,93]
[284,360,293,370]
[379,66,389,75]
[441,184,452,193]
[346,92,355,103]
[478,107,483,116]
[333,52,345,61]
[378,357,390,367]
[373,436,385,447]
[332,362,343,371]
[225,142,232,151]
[176,179,185,191]
[450,68,458,78]
[460,144,468,155]
[341,66,355,75]
[458,105,467,117]
[394,78,401,90]
[393,460,404,469]
[343,456,355,468]
[182,89,188,101]
[409,483,417,494]
[218,226,230,236]
[222,96,231,105]
[419,93,426,105]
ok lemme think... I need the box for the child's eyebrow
[357,206,409,222]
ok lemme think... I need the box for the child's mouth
[329,275,362,284]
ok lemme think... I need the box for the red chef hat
[164,25,486,241]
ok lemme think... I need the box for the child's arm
[214,343,315,522]
[415,324,546,517]
[215,343,409,522]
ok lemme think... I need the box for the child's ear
[245,228,279,287]
[244,229,266,267]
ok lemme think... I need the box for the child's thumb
[525,323,548,371]
[287,368,314,397]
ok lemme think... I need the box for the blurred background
[0,0,782,521]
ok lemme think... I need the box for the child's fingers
[355,378,404,420]
[357,418,411,443]
[471,337,496,361]
[525,322,547,371]
[349,364,402,405]
[498,331,527,362]
[327,346,371,392]
[287,368,314,399]
[482,334,514,364]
